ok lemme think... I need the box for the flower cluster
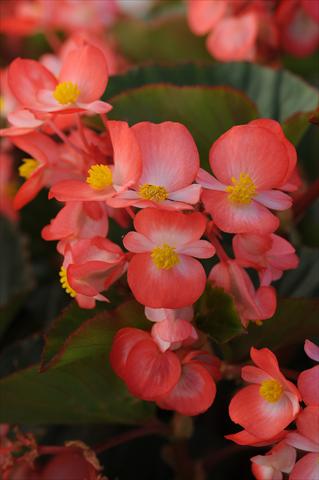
[226,340,319,480]
[188,0,319,61]
[0,32,301,416]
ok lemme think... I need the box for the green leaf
[108,85,257,169]
[0,301,153,424]
[195,285,243,343]
[227,298,319,363]
[106,63,319,123]
[112,16,211,64]
[0,216,33,337]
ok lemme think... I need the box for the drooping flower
[108,121,202,210]
[197,120,294,234]
[145,306,198,352]
[60,237,127,309]
[233,233,299,286]
[209,259,276,326]
[7,43,112,115]
[228,347,301,439]
[123,209,215,308]
[250,441,296,480]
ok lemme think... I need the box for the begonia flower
[145,306,198,352]
[123,209,215,308]
[49,121,142,204]
[7,43,112,115]
[229,347,301,439]
[251,442,296,480]
[233,233,299,286]
[286,406,319,480]
[197,120,294,234]
[60,236,127,309]
[41,201,109,255]
[297,340,319,406]
[209,259,276,326]
[108,121,202,210]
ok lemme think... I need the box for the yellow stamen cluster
[53,81,80,105]
[139,184,168,202]
[86,164,113,190]
[0,96,5,116]
[151,244,179,270]
[259,379,283,403]
[226,173,256,204]
[59,267,76,298]
[19,158,39,179]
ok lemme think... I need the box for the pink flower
[108,121,201,210]
[145,306,198,352]
[297,340,319,406]
[60,237,127,309]
[197,120,294,234]
[209,259,276,326]
[286,406,319,480]
[251,442,296,480]
[276,0,319,57]
[41,201,109,255]
[123,209,215,308]
[110,327,219,415]
[110,327,182,400]
[7,43,111,115]
[233,233,299,286]
[229,347,301,439]
[49,121,142,204]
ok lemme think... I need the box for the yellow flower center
[139,184,168,202]
[151,244,179,270]
[19,158,39,179]
[226,173,256,204]
[53,81,80,105]
[0,96,5,115]
[259,379,283,403]
[59,267,76,298]
[86,164,113,190]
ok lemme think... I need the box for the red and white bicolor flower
[228,347,301,439]
[123,209,215,308]
[108,121,202,210]
[197,119,296,234]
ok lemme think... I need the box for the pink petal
[202,190,279,234]
[255,190,292,211]
[59,44,109,103]
[124,339,181,400]
[296,406,319,446]
[109,120,142,187]
[177,239,215,258]
[187,0,227,36]
[168,183,202,204]
[127,253,207,308]
[209,124,290,189]
[13,170,44,210]
[241,366,272,384]
[225,429,286,447]
[207,13,258,62]
[286,432,319,453]
[156,362,216,416]
[78,100,112,114]
[123,231,155,252]
[289,453,319,480]
[49,180,114,202]
[298,366,319,406]
[305,340,319,362]
[133,209,207,248]
[229,384,297,439]
[196,167,226,191]
[132,121,200,191]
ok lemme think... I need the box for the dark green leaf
[195,285,243,343]
[109,85,257,169]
